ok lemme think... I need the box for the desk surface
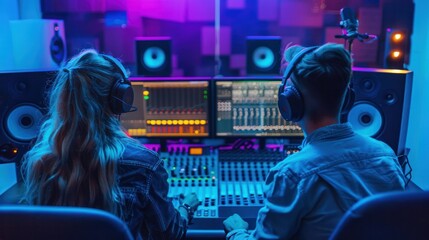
[0,182,24,204]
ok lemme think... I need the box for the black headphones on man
[101,54,136,115]
[277,46,355,122]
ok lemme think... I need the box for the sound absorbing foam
[257,0,278,21]
[187,0,215,21]
[201,26,231,55]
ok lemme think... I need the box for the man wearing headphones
[223,43,406,239]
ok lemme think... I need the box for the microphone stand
[335,32,370,53]
[335,15,370,53]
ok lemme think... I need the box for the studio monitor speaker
[10,19,66,71]
[246,36,281,75]
[347,68,413,155]
[0,71,55,164]
[135,37,172,76]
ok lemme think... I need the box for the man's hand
[181,193,201,211]
[223,214,249,233]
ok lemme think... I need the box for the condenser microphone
[335,7,374,53]
[340,7,359,38]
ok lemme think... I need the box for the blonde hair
[22,49,134,216]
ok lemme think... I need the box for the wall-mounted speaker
[0,71,55,165]
[246,36,281,75]
[347,68,413,156]
[135,37,172,76]
[9,19,66,70]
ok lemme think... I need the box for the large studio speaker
[135,37,172,76]
[347,68,413,155]
[10,19,66,70]
[246,36,281,75]
[0,71,54,165]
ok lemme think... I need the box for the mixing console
[161,147,219,218]
[154,144,301,221]
[217,149,287,217]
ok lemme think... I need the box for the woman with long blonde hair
[22,49,199,239]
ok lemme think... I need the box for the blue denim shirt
[228,123,406,240]
[118,142,187,240]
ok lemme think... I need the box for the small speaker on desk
[135,37,172,76]
[346,68,413,156]
[246,36,281,75]
[0,71,54,165]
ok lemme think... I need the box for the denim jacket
[228,123,406,240]
[118,142,187,240]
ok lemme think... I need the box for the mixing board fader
[161,146,219,218]
[217,149,287,217]
[157,145,301,219]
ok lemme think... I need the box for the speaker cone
[50,22,65,66]
[5,105,43,142]
[142,47,166,69]
[50,36,65,65]
[347,102,383,137]
[252,46,275,69]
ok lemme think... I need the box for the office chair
[0,205,133,240]
[330,191,429,240]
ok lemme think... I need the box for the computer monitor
[121,78,211,137]
[214,77,303,137]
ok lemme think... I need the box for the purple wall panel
[281,37,303,49]
[103,26,140,63]
[105,0,126,11]
[40,0,395,76]
[187,0,215,21]
[69,37,100,53]
[172,55,179,69]
[227,0,246,9]
[172,68,184,76]
[201,26,231,55]
[43,0,105,13]
[257,0,278,21]
[352,7,381,64]
[230,54,246,68]
[279,1,323,27]
[139,0,186,22]
[324,27,344,44]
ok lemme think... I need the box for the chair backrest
[0,205,133,240]
[330,191,429,240]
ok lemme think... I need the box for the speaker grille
[0,71,53,164]
[252,46,275,69]
[135,37,172,76]
[351,68,413,155]
[5,105,43,142]
[246,36,281,75]
[142,47,166,69]
[348,102,383,137]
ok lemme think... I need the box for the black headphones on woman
[101,54,136,115]
[277,46,355,122]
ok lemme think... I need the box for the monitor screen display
[121,80,210,137]
[215,79,303,137]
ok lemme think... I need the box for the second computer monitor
[215,77,303,137]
